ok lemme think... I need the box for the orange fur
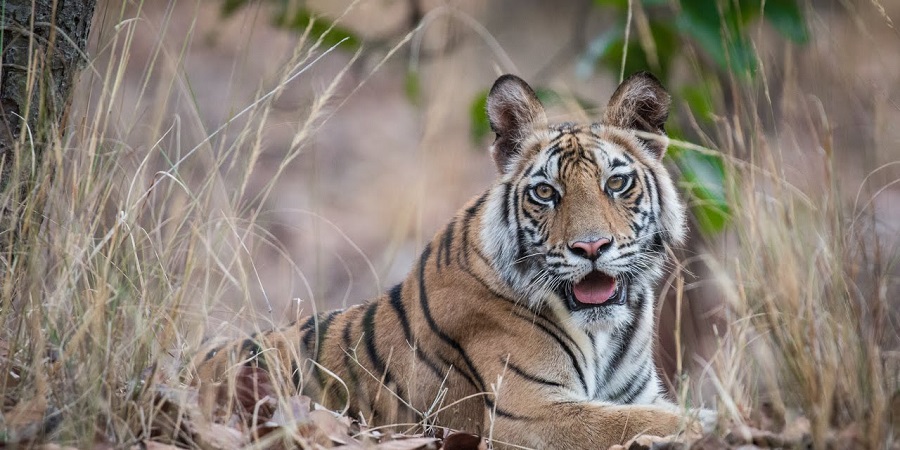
[194,73,706,449]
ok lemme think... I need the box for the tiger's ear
[602,72,671,159]
[487,74,547,173]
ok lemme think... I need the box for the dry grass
[0,1,897,449]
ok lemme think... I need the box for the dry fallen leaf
[780,416,811,445]
[747,401,785,434]
[269,395,312,426]
[140,382,247,450]
[194,422,246,450]
[621,434,683,450]
[689,434,729,450]
[134,441,187,450]
[828,423,867,449]
[441,432,485,450]
[1,395,60,444]
[309,409,353,445]
[30,444,80,450]
[374,437,440,449]
[234,366,277,422]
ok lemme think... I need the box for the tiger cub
[195,72,707,448]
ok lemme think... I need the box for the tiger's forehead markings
[538,131,593,180]
[538,125,646,183]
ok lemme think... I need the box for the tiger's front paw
[690,408,718,434]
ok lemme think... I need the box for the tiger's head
[480,73,686,330]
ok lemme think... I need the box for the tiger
[194,72,712,449]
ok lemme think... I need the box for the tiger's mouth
[560,271,626,310]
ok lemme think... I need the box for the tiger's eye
[533,183,556,201]
[606,175,628,192]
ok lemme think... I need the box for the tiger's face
[481,73,685,330]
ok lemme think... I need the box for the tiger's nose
[569,237,613,261]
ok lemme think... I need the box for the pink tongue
[572,272,617,304]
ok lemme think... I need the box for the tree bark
[0,0,97,193]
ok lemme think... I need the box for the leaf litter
[0,361,873,449]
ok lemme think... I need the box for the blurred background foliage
[219,0,808,235]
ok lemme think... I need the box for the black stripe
[459,192,488,268]
[613,366,652,404]
[644,168,669,240]
[459,217,473,268]
[512,309,585,363]
[604,369,639,402]
[305,311,337,362]
[643,170,658,216]
[362,302,395,387]
[615,250,639,260]
[299,314,318,355]
[523,192,545,208]
[484,398,532,421]
[417,244,487,393]
[301,323,317,355]
[581,145,598,165]
[387,283,412,343]
[472,244,495,269]
[629,186,644,205]
[315,311,339,358]
[466,192,489,216]
[609,158,628,168]
[459,263,518,304]
[501,182,512,227]
[511,310,587,394]
[512,188,528,266]
[412,349,451,385]
[507,360,564,388]
[341,314,360,393]
[438,219,455,269]
[545,143,564,160]
[311,311,339,389]
[438,354,480,393]
[600,294,645,380]
[387,283,446,381]
[299,315,316,332]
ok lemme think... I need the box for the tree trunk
[0,0,97,194]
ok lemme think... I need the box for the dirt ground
[82,0,900,389]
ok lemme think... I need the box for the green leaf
[536,88,598,112]
[579,20,680,82]
[534,88,561,104]
[679,79,719,125]
[404,69,421,105]
[669,147,730,235]
[469,90,490,144]
[221,0,248,16]
[593,0,667,9]
[274,8,360,51]
[677,0,756,77]
[594,0,628,9]
[762,0,809,43]
[576,27,622,79]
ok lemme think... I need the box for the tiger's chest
[547,302,661,405]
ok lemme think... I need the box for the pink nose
[569,237,612,260]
